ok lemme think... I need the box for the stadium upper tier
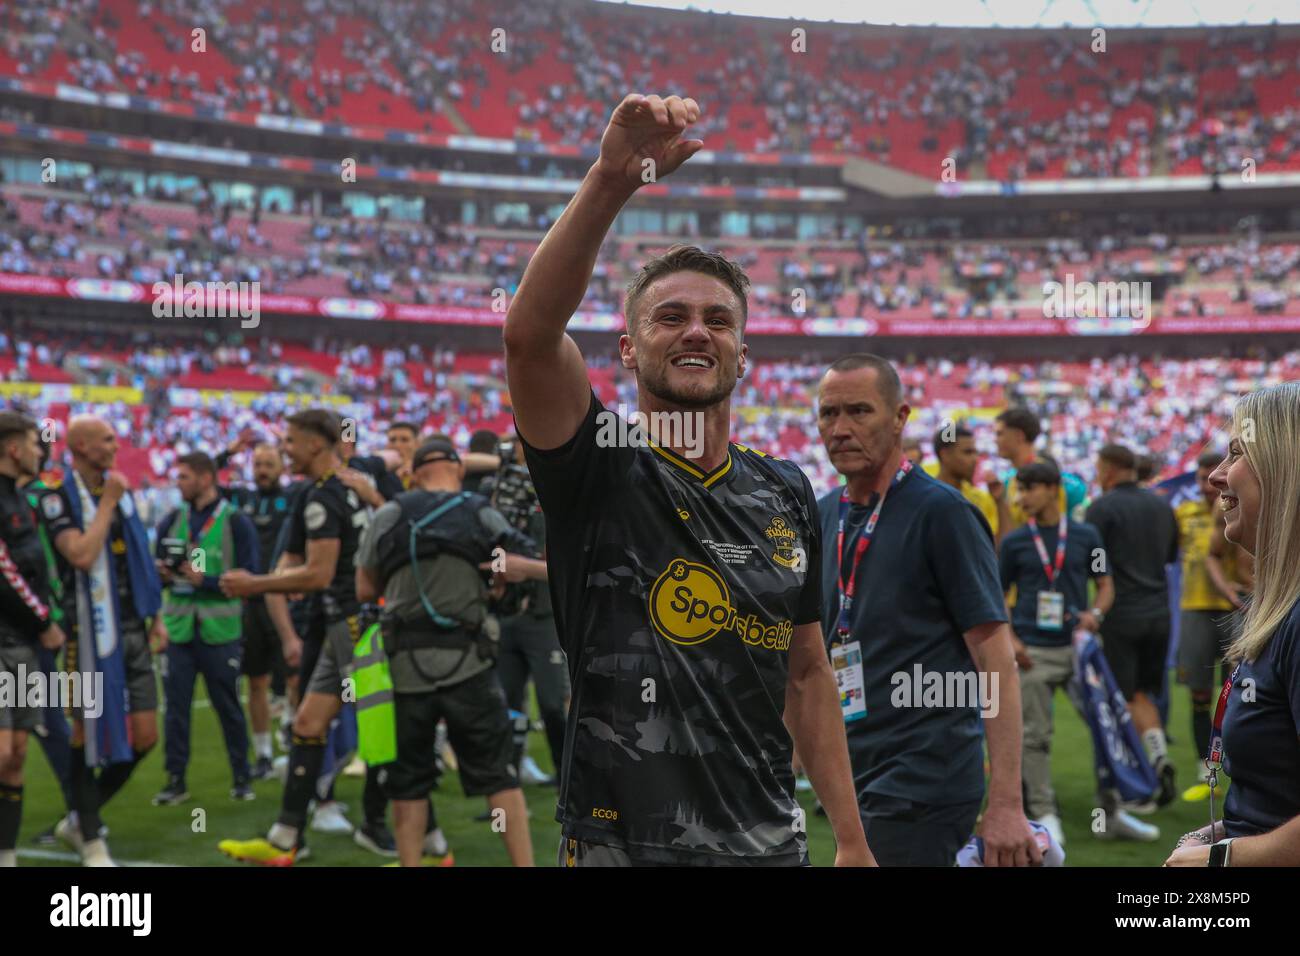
[3,0,1299,180]
[3,181,1296,323]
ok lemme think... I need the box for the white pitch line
[18,847,181,867]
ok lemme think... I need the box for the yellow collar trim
[649,441,733,488]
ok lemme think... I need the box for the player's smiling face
[284,424,319,474]
[621,271,747,410]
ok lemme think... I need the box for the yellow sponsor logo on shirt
[648,558,793,651]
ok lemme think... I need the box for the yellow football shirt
[1176,498,1235,612]
[923,462,998,536]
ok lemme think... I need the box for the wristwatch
[1090,607,1105,624]
[1208,838,1235,867]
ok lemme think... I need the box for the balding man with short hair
[815,354,1039,867]
[35,415,164,866]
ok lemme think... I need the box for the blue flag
[1070,632,1159,803]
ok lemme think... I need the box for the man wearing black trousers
[154,452,260,805]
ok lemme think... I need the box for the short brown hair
[1098,443,1136,471]
[623,244,750,334]
[0,411,37,448]
[387,421,419,439]
[996,407,1041,444]
[177,451,216,478]
[287,409,340,445]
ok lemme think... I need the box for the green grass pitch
[15,670,1213,867]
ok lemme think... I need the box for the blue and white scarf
[65,467,161,766]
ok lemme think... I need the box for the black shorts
[1100,611,1171,700]
[240,599,282,678]
[66,618,157,717]
[386,668,517,800]
[0,642,42,732]
[304,616,359,697]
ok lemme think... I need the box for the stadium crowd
[4,0,1300,178]
[2,325,1297,521]
[4,178,1300,320]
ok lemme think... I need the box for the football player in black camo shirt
[504,93,872,867]
[216,408,389,864]
[0,412,65,868]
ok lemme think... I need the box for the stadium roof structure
[612,0,1300,28]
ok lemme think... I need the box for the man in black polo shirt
[815,353,1039,867]
[999,461,1113,847]
[504,92,870,866]
[1085,443,1180,805]
[217,436,298,779]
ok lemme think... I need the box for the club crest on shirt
[764,515,802,569]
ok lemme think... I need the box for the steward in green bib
[153,452,260,804]
[355,437,547,867]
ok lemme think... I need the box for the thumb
[663,138,704,172]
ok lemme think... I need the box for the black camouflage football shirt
[523,393,822,866]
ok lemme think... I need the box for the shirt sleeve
[926,494,1008,634]
[356,502,401,571]
[998,535,1016,593]
[520,390,634,524]
[232,511,260,575]
[1085,524,1109,578]
[37,486,78,544]
[794,471,823,626]
[303,486,343,543]
[376,469,404,502]
[1272,605,1300,735]
[0,534,50,635]
[1083,499,1107,547]
[478,505,540,558]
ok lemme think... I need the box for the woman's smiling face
[1208,433,1262,555]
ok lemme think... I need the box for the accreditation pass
[831,640,867,723]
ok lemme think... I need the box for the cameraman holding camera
[481,435,569,784]
[355,438,545,866]
[154,452,260,805]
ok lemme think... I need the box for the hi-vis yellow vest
[353,622,396,765]
[161,500,242,645]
